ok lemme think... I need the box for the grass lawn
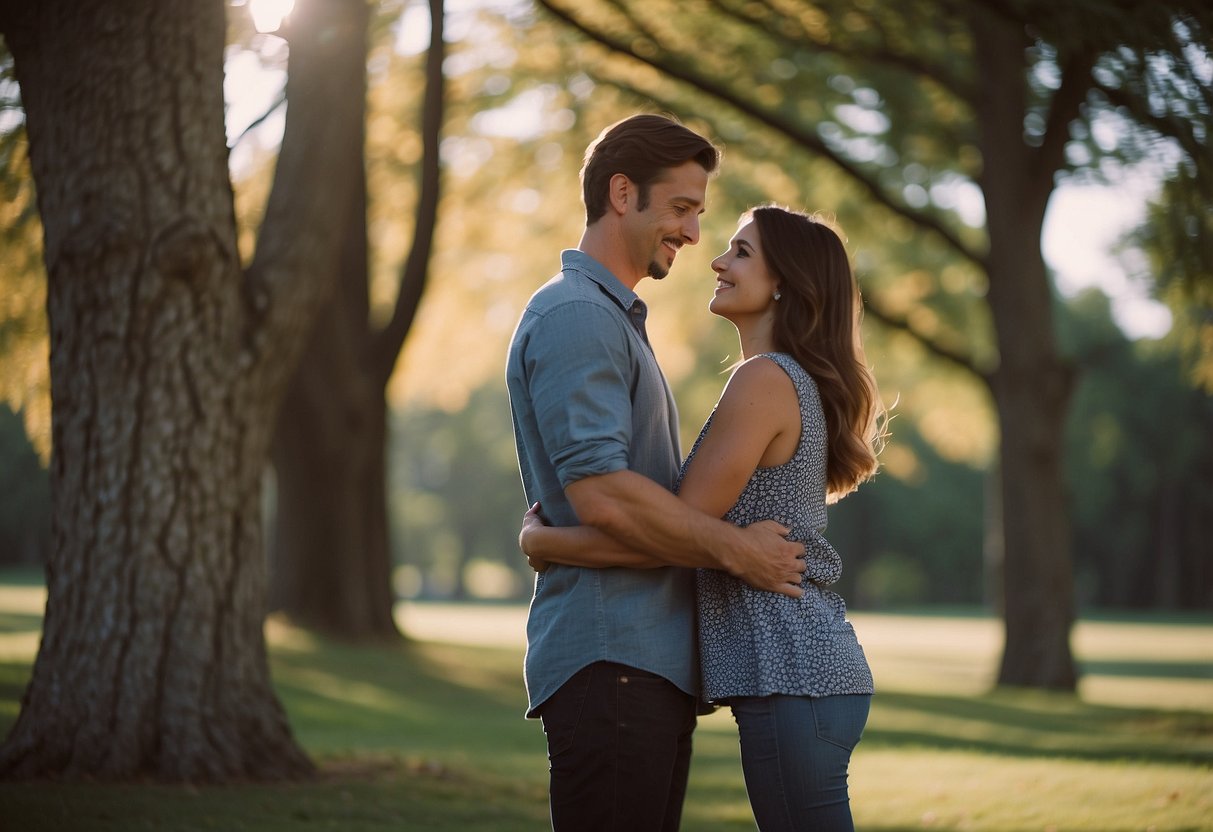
[0,570,1210,831]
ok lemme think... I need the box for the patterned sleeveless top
[681,353,874,701]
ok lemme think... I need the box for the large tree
[0,0,366,780]
[268,0,445,639]
[533,0,1211,689]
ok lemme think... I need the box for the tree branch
[244,0,369,393]
[370,0,445,387]
[231,91,286,148]
[701,0,977,104]
[862,295,990,383]
[536,0,985,268]
[1031,48,1095,201]
[578,65,988,376]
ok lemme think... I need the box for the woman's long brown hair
[750,206,885,502]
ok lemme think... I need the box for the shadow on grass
[0,566,46,588]
[1080,658,1213,679]
[2,610,1212,832]
[0,636,552,832]
[0,611,42,632]
[4,632,1212,773]
[266,631,544,777]
[864,689,1213,765]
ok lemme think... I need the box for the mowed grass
[0,570,1210,831]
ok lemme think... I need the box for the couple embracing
[506,114,885,832]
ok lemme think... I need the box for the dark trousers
[540,661,697,832]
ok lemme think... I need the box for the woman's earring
[773,291,782,301]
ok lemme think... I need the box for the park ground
[0,568,1210,831]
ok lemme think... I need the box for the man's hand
[725,520,805,598]
[519,502,550,573]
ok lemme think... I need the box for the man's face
[623,161,709,281]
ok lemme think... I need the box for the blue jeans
[730,694,871,832]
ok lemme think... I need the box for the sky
[1042,174,1172,339]
[227,0,1176,341]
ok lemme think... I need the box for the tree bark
[269,0,444,639]
[0,0,361,780]
[972,8,1078,690]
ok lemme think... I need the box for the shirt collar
[560,249,640,312]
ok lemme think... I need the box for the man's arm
[569,357,807,596]
[522,357,807,596]
[566,469,805,598]
[520,503,666,570]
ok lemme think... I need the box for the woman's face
[708,218,780,324]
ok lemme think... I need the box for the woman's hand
[519,502,549,573]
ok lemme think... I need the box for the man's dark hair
[580,114,720,225]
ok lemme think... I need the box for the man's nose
[683,215,700,245]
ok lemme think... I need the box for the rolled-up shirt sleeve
[521,300,634,487]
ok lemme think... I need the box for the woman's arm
[674,356,800,518]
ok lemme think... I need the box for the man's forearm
[565,470,742,571]
[565,470,805,597]
[524,520,665,569]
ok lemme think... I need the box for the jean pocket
[811,694,871,751]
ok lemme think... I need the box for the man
[506,114,805,832]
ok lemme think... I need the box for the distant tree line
[4,282,1209,610]
[382,288,1212,613]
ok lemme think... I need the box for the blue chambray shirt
[506,249,698,717]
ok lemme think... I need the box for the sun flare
[248,0,295,33]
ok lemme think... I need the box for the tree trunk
[266,0,396,638]
[0,0,363,780]
[269,209,398,636]
[982,466,1004,614]
[269,0,444,639]
[271,382,396,638]
[973,9,1078,690]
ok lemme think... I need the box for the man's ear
[607,173,632,216]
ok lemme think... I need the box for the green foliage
[388,282,1211,611]
[386,366,993,608]
[1129,172,1213,390]
[1061,290,1213,609]
[391,385,532,599]
[829,421,987,608]
[8,4,1208,615]
[0,44,50,460]
[854,550,931,608]
[526,0,1212,397]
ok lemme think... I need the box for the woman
[521,205,885,831]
